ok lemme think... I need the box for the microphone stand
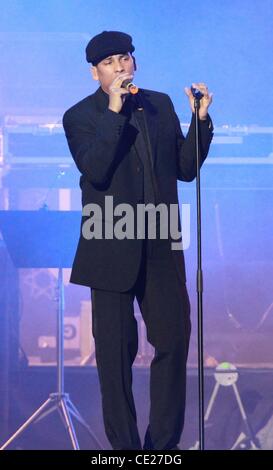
[135,87,206,449]
[130,86,206,449]
[193,92,205,451]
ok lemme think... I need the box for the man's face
[91,53,135,93]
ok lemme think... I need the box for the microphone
[191,86,204,100]
[122,79,139,95]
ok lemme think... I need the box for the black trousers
[91,236,191,450]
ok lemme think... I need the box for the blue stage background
[0,0,272,124]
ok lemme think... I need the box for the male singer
[63,30,213,450]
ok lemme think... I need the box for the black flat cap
[86,30,135,65]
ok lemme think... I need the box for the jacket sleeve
[167,97,214,182]
[63,107,129,185]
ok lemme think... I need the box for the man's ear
[91,65,99,80]
[132,55,137,71]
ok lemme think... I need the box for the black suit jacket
[63,87,213,291]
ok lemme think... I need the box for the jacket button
[136,166,141,173]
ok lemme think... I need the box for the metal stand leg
[1,268,103,450]
[190,363,261,450]
[1,398,53,450]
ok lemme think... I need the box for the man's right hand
[108,73,133,113]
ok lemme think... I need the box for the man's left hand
[184,82,213,120]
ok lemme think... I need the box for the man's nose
[115,66,124,73]
[114,60,124,73]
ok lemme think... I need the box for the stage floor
[1,366,273,450]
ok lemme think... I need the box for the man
[63,30,213,450]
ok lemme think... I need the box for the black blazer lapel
[93,86,110,113]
